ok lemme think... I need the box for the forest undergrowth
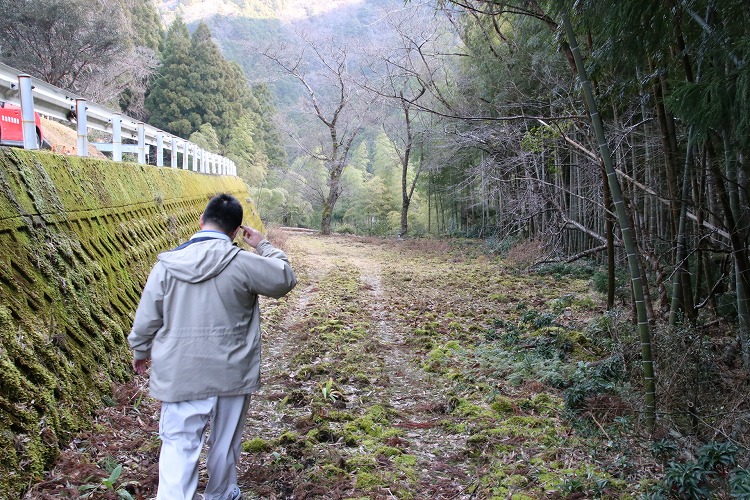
[22,232,749,499]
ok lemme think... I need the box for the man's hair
[202,194,243,234]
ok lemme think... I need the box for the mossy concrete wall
[0,148,262,497]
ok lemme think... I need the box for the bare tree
[0,0,158,118]
[364,6,450,237]
[262,35,369,235]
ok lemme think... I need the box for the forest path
[240,234,470,498]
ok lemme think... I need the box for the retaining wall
[0,148,260,497]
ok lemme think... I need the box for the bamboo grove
[420,1,750,379]
[242,0,749,431]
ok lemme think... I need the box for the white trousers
[156,394,251,500]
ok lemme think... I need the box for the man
[128,193,296,500]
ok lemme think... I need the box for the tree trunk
[563,12,656,430]
[321,167,344,235]
[669,128,696,325]
[720,136,750,366]
[601,161,616,309]
[649,61,680,241]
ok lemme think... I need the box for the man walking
[128,193,296,500]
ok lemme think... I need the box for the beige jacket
[128,234,296,402]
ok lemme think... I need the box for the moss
[306,424,342,444]
[517,393,563,416]
[242,438,272,453]
[440,419,467,433]
[505,474,529,487]
[0,148,260,498]
[467,427,509,447]
[454,399,494,419]
[364,404,389,423]
[394,454,417,467]
[423,347,447,371]
[275,431,300,445]
[443,340,461,351]
[346,454,378,472]
[355,471,384,489]
[344,415,383,438]
[375,446,402,457]
[325,410,355,422]
[490,396,517,415]
[321,463,347,478]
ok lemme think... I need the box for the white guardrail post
[18,75,39,150]
[112,114,122,162]
[0,62,235,176]
[170,137,177,168]
[76,99,88,157]
[156,132,164,167]
[137,123,146,165]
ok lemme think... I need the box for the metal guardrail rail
[0,62,236,176]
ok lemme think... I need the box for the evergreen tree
[189,122,221,152]
[123,0,165,52]
[349,141,371,173]
[371,132,400,208]
[186,23,248,143]
[226,112,268,186]
[249,84,288,168]
[145,17,195,137]
[145,18,287,191]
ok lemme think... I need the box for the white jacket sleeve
[247,240,297,299]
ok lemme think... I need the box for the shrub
[533,261,597,280]
[563,355,624,411]
[505,239,546,267]
[649,441,750,499]
[483,234,521,256]
[592,267,630,302]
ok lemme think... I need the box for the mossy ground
[24,233,672,498]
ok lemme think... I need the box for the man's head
[201,194,243,236]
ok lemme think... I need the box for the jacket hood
[157,238,241,283]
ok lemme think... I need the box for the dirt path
[238,234,471,498]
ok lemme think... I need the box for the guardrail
[0,62,236,176]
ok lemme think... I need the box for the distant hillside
[153,0,405,107]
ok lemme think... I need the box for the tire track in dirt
[238,237,332,465]
[238,235,355,497]
[345,251,471,497]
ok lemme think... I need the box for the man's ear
[230,226,242,240]
[199,213,205,229]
